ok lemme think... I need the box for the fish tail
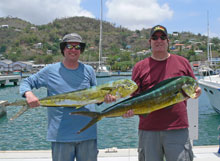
[6,100,27,107]
[70,111,102,134]
[9,106,29,121]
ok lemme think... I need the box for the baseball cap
[60,33,86,55]
[150,25,168,37]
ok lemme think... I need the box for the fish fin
[70,111,102,134]
[70,111,99,118]
[100,87,114,91]
[9,106,29,121]
[139,114,148,118]
[75,105,83,109]
[165,105,174,109]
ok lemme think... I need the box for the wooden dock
[0,75,21,87]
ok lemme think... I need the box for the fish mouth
[181,85,197,99]
[180,88,190,98]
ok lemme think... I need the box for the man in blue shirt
[20,33,115,161]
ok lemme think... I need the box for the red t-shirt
[132,54,195,131]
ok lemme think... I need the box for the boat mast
[207,11,213,66]
[207,11,210,62]
[98,0,103,70]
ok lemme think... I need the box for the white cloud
[0,0,95,25]
[106,0,173,30]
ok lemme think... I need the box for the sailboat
[198,11,214,76]
[96,0,111,77]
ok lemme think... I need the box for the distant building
[47,50,52,55]
[14,28,22,32]
[174,40,180,44]
[172,32,179,36]
[0,25,9,28]
[30,26,37,31]
[174,44,185,51]
[0,60,33,72]
[89,46,95,50]
[9,61,33,72]
[170,46,176,50]
[185,45,192,50]
[0,60,10,72]
[136,50,151,55]
[174,44,185,47]
[126,45,131,49]
[34,43,43,49]
[194,50,203,55]
[131,33,138,38]
[32,64,46,71]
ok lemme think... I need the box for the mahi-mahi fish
[6,79,137,120]
[70,76,198,134]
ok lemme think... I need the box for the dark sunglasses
[66,44,81,50]
[151,35,167,40]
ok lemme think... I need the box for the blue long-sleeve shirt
[20,62,97,142]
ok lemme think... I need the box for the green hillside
[0,16,220,71]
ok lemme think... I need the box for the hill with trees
[0,16,220,71]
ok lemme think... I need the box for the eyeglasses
[66,44,81,50]
[151,35,167,40]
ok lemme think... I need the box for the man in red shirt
[124,25,201,161]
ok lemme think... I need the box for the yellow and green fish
[6,79,138,120]
[70,76,198,134]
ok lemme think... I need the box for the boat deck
[0,145,219,161]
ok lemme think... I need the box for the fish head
[112,79,138,98]
[181,76,198,99]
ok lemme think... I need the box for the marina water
[0,76,220,150]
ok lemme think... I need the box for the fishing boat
[198,75,220,114]
[96,0,111,78]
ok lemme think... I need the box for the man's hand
[194,86,202,99]
[104,94,116,103]
[25,91,40,108]
[122,109,134,118]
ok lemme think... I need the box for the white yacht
[198,75,220,114]
[96,65,111,77]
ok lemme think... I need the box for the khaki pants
[138,128,193,161]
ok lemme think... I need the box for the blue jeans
[51,139,98,161]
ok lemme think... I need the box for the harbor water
[0,76,220,150]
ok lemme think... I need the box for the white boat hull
[198,75,220,114]
[96,71,111,77]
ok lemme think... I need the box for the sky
[0,0,219,38]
